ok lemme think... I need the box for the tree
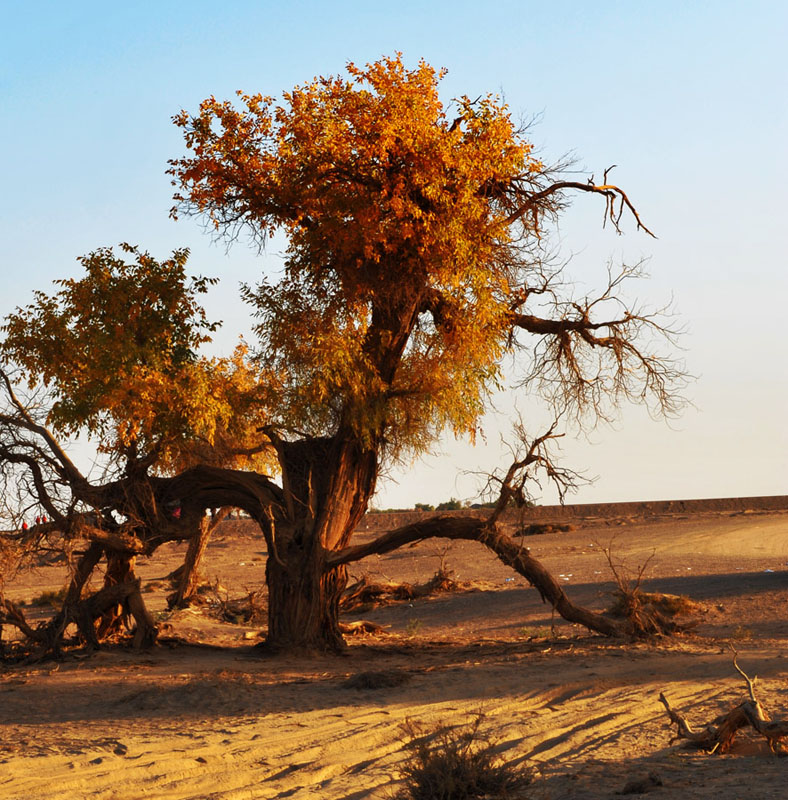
[165,55,684,651]
[0,245,274,650]
[2,55,684,655]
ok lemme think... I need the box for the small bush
[30,587,67,608]
[395,715,533,800]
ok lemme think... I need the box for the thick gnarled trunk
[265,552,348,652]
[262,434,377,652]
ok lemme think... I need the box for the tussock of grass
[394,714,534,800]
[30,587,67,608]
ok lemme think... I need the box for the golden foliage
[1,245,275,474]
[170,55,546,456]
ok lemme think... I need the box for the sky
[2,1,786,508]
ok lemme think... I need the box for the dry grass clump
[394,714,534,800]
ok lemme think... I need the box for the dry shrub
[30,587,67,608]
[602,545,697,637]
[205,584,267,625]
[517,523,574,536]
[607,590,701,619]
[394,714,534,800]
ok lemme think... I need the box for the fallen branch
[340,568,466,613]
[339,620,386,636]
[659,653,788,754]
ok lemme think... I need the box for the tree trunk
[262,435,378,652]
[265,551,348,652]
[167,509,229,608]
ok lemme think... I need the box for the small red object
[22,522,28,530]
[172,507,182,519]
[36,516,41,525]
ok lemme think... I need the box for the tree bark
[167,509,229,608]
[262,435,378,652]
[329,514,625,638]
[265,550,348,652]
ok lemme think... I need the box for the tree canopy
[170,55,679,469]
[1,244,273,475]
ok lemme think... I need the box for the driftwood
[339,568,465,613]
[659,653,788,754]
[338,620,386,635]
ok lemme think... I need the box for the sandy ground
[2,505,788,799]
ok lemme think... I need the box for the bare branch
[503,172,656,237]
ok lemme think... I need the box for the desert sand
[2,501,788,799]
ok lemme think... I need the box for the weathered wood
[659,656,788,754]
[329,515,626,637]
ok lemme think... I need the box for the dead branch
[340,567,466,613]
[511,261,687,425]
[504,173,656,237]
[659,654,788,754]
[339,620,386,636]
[481,420,588,524]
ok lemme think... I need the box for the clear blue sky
[2,1,786,506]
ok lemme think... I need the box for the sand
[2,504,788,798]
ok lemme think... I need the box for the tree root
[659,653,788,754]
[1,577,157,660]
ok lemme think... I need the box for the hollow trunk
[262,435,377,652]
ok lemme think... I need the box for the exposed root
[603,545,696,638]
[659,651,788,754]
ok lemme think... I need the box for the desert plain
[2,498,788,799]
